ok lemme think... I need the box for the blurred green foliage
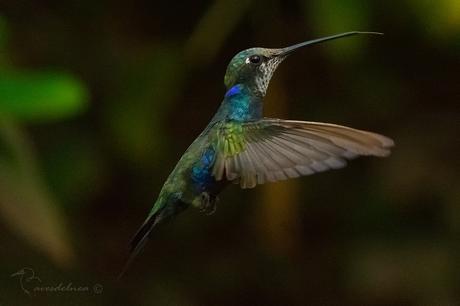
[0,1,459,306]
[0,121,74,267]
[0,71,87,121]
[0,14,86,271]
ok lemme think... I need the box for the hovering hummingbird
[121,31,393,276]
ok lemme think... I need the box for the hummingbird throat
[253,56,284,96]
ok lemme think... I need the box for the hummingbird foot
[197,192,218,215]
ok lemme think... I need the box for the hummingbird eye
[247,55,262,65]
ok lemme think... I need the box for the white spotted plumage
[254,57,284,95]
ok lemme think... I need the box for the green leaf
[0,71,89,122]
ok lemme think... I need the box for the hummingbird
[120,31,394,276]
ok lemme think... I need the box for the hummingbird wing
[212,118,393,189]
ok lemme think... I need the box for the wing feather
[212,118,394,188]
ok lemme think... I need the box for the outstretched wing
[211,118,394,189]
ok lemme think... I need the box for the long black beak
[278,31,383,57]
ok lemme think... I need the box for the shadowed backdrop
[0,0,459,305]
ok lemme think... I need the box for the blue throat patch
[212,83,262,122]
[224,84,243,98]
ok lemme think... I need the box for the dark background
[0,0,459,305]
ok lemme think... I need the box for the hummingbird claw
[198,192,217,215]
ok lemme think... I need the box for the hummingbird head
[224,47,286,97]
[224,31,382,97]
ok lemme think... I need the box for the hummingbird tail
[118,195,187,279]
[117,211,160,279]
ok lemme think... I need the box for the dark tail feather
[117,197,187,279]
[117,212,159,279]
